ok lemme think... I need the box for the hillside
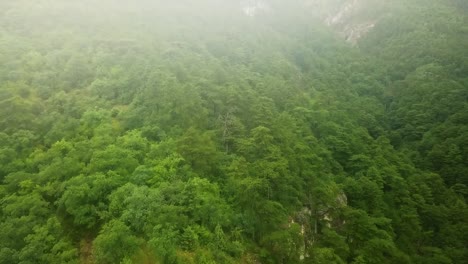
[0,0,467,263]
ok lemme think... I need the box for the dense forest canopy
[0,0,467,263]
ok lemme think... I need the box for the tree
[93,220,142,264]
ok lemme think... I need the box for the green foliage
[19,217,78,264]
[0,0,467,263]
[93,220,142,264]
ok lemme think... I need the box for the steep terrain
[0,0,466,263]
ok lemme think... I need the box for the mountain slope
[0,0,466,263]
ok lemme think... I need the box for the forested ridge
[0,0,467,263]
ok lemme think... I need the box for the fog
[1,1,466,263]
[1,0,391,47]
[1,0,328,32]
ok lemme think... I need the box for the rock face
[342,22,376,44]
[324,0,379,44]
[239,0,383,42]
[290,192,348,261]
[306,0,384,44]
[241,0,270,17]
[324,0,359,26]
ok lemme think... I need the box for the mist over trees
[0,0,467,263]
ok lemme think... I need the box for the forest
[0,0,467,263]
